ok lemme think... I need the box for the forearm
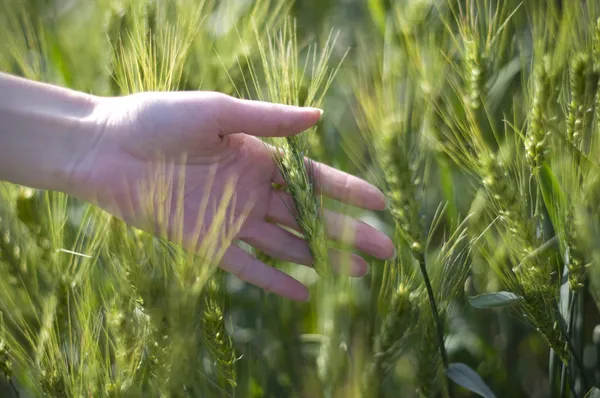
[0,72,99,193]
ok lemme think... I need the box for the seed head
[567,53,590,148]
[525,62,551,169]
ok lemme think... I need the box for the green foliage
[468,291,522,309]
[1,0,600,397]
[446,362,496,398]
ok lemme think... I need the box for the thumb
[216,94,323,137]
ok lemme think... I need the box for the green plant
[1,0,600,397]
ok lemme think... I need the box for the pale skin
[0,71,395,301]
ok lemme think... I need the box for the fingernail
[308,107,324,116]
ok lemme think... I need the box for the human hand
[69,91,395,301]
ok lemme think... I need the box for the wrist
[55,96,106,197]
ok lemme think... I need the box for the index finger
[272,156,386,211]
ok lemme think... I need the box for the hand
[70,91,395,301]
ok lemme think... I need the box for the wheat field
[1,0,600,397]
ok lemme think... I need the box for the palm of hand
[77,91,394,301]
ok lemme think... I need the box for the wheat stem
[550,349,558,397]
[555,304,591,392]
[560,292,577,398]
[9,379,19,398]
[417,256,453,397]
[574,289,585,394]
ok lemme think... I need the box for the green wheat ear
[233,18,346,276]
[525,60,552,170]
[567,53,592,149]
[202,273,237,391]
[230,18,356,395]
[0,313,13,383]
[109,1,198,94]
[364,280,417,397]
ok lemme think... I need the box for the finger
[328,249,369,276]
[216,94,323,137]
[270,154,386,211]
[220,245,309,301]
[241,222,312,264]
[267,190,395,260]
[242,222,369,276]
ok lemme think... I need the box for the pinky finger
[220,245,310,302]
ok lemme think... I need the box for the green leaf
[437,157,459,226]
[446,363,497,398]
[585,387,600,398]
[468,292,522,309]
[367,0,387,36]
[487,55,523,112]
[537,164,566,241]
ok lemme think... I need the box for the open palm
[72,91,394,300]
